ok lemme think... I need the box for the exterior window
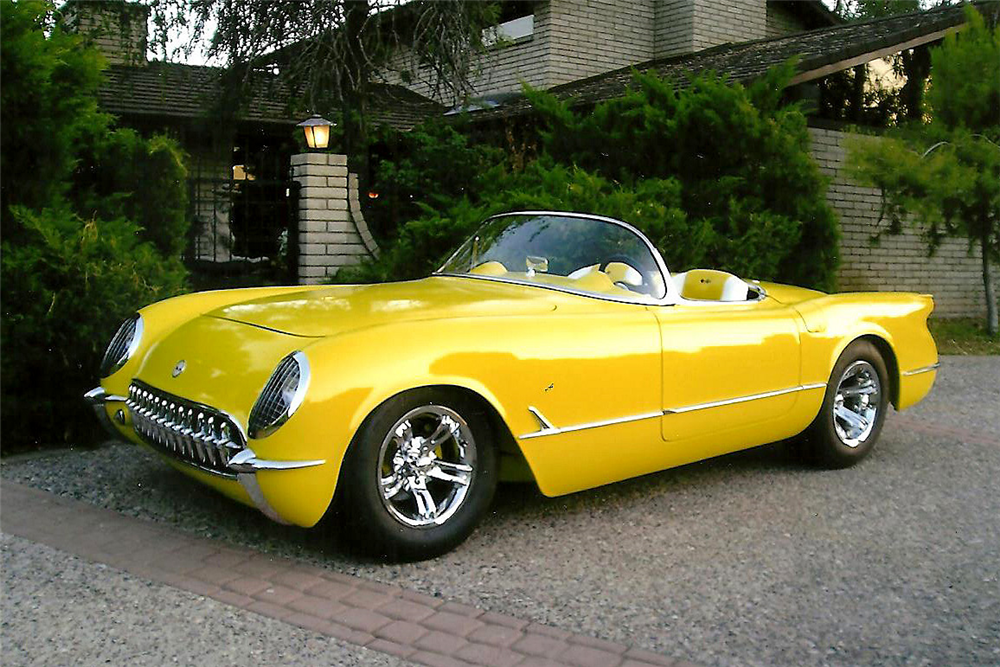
[497,14,534,40]
[483,6,534,47]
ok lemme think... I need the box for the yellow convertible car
[87,211,938,559]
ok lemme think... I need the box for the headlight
[248,351,310,439]
[100,314,143,377]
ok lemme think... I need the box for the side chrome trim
[518,383,827,440]
[227,448,326,473]
[663,383,827,414]
[236,473,291,525]
[520,408,662,440]
[901,362,940,377]
[528,406,555,430]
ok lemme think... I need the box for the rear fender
[794,292,937,411]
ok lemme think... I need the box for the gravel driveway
[3,355,998,667]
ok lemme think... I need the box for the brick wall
[546,0,656,87]
[407,0,657,101]
[655,0,697,57]
[463,24,551,98]
[766,2,807,38]
[61,1,148,66]
[691,0,767,51]
[397,2,553,103]
[400,0,784,99]
[809,127,997,319]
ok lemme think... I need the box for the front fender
[272,321,522,521]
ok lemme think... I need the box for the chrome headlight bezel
[99,313,143,378]
[248,351,311,440]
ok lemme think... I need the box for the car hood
[207,276,558,338]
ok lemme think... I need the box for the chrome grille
[248,355,300,437]
[127,380,244,477]
[101,316,137,376]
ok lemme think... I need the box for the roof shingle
[98,61,444,130]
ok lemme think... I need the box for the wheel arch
[850,334,901,408]
[344,383,539,490]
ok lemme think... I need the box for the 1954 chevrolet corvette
[87,211,939,559]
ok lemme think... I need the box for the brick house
[397,1,994,319]
[62,0,439,282]
[402,0,837,103]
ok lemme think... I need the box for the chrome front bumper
[84,387,128,437]
[85,385,325,525]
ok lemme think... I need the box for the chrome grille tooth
[193,435,206,463]
[190,428,207,463]
[127,381,242,477]
[204,442,218,466]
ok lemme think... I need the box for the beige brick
[298,221,327,233]
[327,244,370,256]
[298,164,347,177]
[306,231,360,245]
[298,255,338,267]
[300,208,346,221]
[291,153,331,167]
[298,266,328,280]
[326,221,358,233]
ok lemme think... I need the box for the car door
[506,301,665,497]
[652,296,804,461]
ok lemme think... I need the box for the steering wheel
[598,254,650,294]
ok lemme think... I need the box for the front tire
[804,340,890,469]
[338,388,497,561]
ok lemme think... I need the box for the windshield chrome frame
[434,211,681,306]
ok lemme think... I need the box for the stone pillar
[290,153,379,285]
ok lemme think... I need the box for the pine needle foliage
[344,62,840,291]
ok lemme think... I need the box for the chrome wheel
[377,405,477,528]
[832,360,881,448]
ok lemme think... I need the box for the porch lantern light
[297,114,333,149]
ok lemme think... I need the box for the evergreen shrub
[0,0,191,449]
[1,207,188,448]
[342,63,840,291]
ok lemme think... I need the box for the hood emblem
[171,360,186,378]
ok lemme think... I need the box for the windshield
[437,213,668,302]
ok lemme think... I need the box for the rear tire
[337,388,497,561]
[803,340,890,469]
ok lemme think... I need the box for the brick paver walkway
[0,480,697,667]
